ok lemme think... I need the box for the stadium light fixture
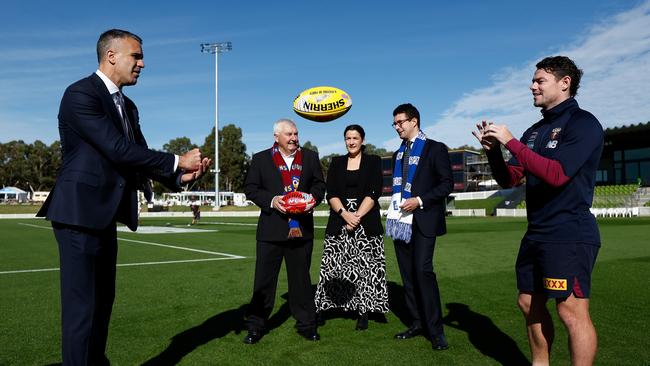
[201,42,232,210]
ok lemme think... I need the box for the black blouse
[325,153,384,236]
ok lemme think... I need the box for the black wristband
[337,208,345,216]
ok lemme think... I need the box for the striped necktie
[112,92,135,142]
[401,141,411,190]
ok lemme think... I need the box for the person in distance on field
[242,118,326,344]
[473,56,603,366]
[37,29,210,365]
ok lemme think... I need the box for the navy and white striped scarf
[386,131,427,242]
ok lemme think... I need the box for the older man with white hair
[242,118,326,344]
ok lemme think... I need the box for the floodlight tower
[200,41,232,210]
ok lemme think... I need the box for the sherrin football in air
[293,86,352,122]
[282,191,316,214]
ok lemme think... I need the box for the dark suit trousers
[53,222,117,366]
[246,239,316,332]
[394,220,444,339]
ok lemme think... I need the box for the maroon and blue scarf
[271,143,303,238]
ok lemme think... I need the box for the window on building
[614,150,622,161]
[624,147,650,160]
[640,161,650,185]
[453,171,465,183]
[449,153,464,165]
[625,162,639,183]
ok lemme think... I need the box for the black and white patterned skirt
[315,200,389,314]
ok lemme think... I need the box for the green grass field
[1,216,648,365]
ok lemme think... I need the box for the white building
[0,187,29,203]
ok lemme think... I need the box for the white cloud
[388,0,650,150]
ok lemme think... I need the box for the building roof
[0,186,28,194]
[604,121,650,136]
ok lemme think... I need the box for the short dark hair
[344,124,366,151]
[536,56,583,97]
[96,29,142,63]
[393,103,420,128]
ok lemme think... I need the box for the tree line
[1,126,476,195]
[0,140,61,192]
[0,124,251,195]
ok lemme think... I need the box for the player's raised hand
[483,124,515,145]
[472,120,498,151]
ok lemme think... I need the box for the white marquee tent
[0,187,29,203]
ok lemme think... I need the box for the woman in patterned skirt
[315,124,389,330]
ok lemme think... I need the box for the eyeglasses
[392,118,412,127]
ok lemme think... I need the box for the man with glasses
[386,103,453,350]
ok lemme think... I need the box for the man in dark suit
[37,29,210,365]
[387,103,453,350]
[242,118,326,344]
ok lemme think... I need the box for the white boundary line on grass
[0,257,239,275]
[2,223,246,275]
[202,221,327,229]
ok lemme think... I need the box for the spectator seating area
[592,184,640,208]
[516,184,641,212]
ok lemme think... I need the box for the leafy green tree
[320,153,340,180]
[201,124,250,192]
[0,140,60,191]
[364,143,390,157]
[162,137,197,155]
[0,140,30,189]
[28,140,51,190]
[301,140,318,153]
[453,144,480,152]
[219,124,249,192]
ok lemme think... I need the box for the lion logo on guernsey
[543,277,568,290]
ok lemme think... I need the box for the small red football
[282,191,315,214]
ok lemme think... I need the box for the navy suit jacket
[37,73,180,231]
[244,147,326,241]
[392,139,453,237]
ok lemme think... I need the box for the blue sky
[1,0,649,157]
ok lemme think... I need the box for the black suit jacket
[244,147,326,241]
[392,139,453,237]
[325,153,383,236]
[37,73,181,231]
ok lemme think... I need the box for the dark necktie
[402,141,411,190]
[112,92,135,142]
[112,92,152,202]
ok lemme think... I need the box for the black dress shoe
[243,330,263,344]
[431,336,449,350]
[355,313,368,331]
[394,326,422,339]
[297,329,320,341]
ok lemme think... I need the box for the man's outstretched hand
[179,148,203,171]
[181,157,211,184]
